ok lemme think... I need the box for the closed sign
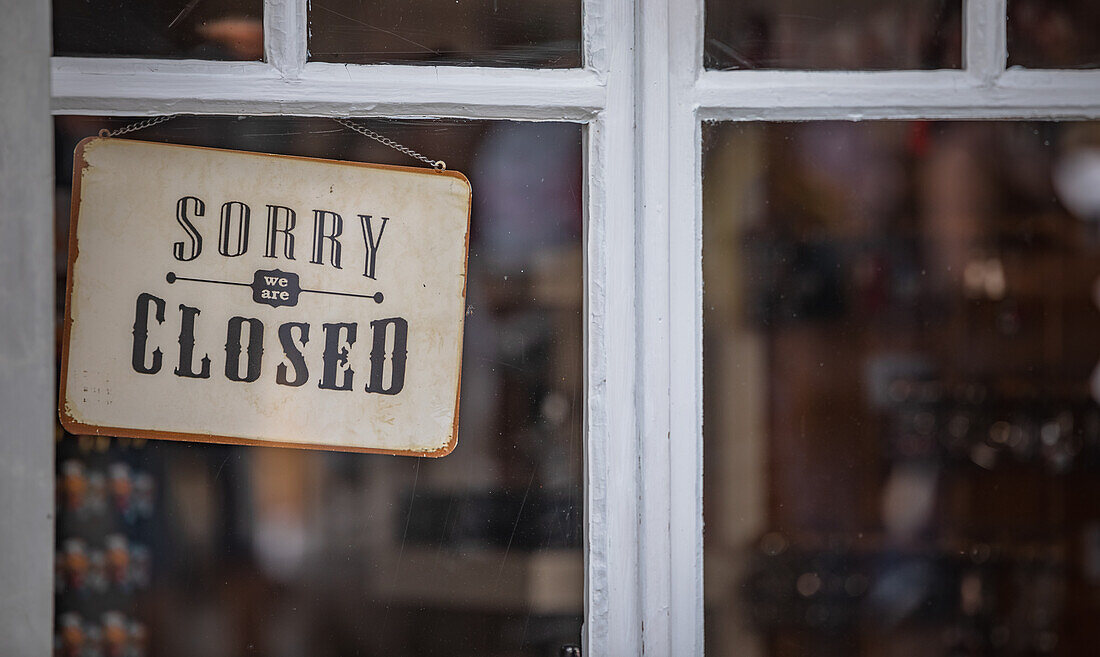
[61,138,471,456]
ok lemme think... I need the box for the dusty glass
[705,0,962,70]
[1008,0,1100,69]
[53,115,584,657]
[704,120,1100,656]
[307,0,581,67]
[53,0,263,60]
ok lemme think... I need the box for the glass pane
[53,0,263,59]
[704,120,1100,656]
[307,0,581,67]
[705,0,962,70]
[1009,0,1100,68]
[53,116,584,656]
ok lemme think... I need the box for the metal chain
[98,114,180,138]
[333,118,446,171]
[95,115,446,171]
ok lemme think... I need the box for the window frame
[24,0,1100,655]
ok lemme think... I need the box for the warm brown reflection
[704,121,1100,656]
[53,0,263,60]
[1008,0,1100,69]
[53,117,583,657]
[704,0,961,70]
[308,0,581,68]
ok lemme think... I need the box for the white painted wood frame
[41,0,1100,655]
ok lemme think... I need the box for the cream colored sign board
[61,138,471,456]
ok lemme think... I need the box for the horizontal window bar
[696,69,1100,120]
[51,58,604,120]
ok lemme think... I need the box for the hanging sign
[60,138,471,456]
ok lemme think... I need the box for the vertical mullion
[668,21,703,657]
[637,0,703,653]
[264,0,308,77]
[636,0,673,649]
[636,0,705,650]
[583,0,640,653]
[965,0,1008,82]
[664,0,705,648]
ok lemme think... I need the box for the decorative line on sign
[166,272,248,288]
[298,287,385,302]
[166,270,384,307]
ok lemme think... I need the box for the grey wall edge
[0,0,55,653]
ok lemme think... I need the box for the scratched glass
[53,116,583,657]
[705,0,962,70]
[53,0,263,59]
[307,0,581,67]
[1008,0,1100,68]
[703,120,1100,656]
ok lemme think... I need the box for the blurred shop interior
[52,116,584,657]
[703,119,1100,657]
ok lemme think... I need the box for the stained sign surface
[61,138,471,455]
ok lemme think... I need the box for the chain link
[95,115,446,172]
[333,118,446,171]
[98,115,180,138]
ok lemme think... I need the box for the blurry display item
[62,539,89,594]
[108,463,133,520]
[56,612,84,657]
[56,533,151,595]
[61,460,87,514]
[55,451,155,657]
[102,611,128,657]
[743,534,1066,651]
[61,136,471,455]
[86,470,107,517]
[1053,146,1100,222]
[58,461,154,521]
[87,549,107,595]
[128,621,148,657]
[128,545,151,589]
[131,473,154,520]
[104,535,129,589]
[53,612,149,657]
[882,379,1099,473]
